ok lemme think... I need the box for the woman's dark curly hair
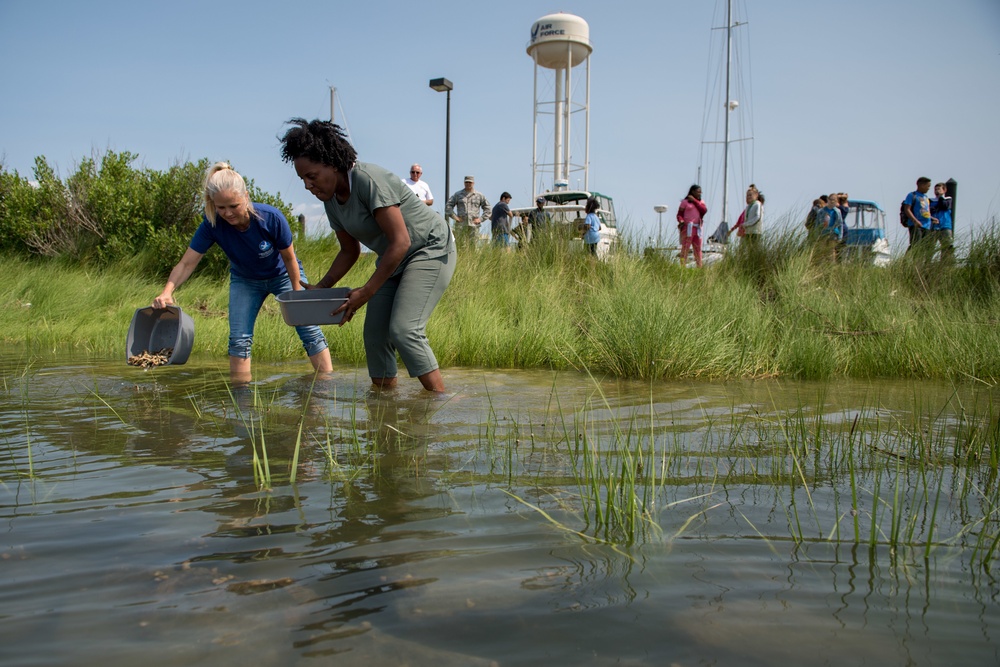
[279,118,357,171]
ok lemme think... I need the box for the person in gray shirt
[280,118,456,393]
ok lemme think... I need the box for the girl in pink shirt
[677,185,708,267]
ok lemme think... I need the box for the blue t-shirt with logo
[189,202,293,279]
[904,191,932,230]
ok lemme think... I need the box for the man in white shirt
[402,163,434,206]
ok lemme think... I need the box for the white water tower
[527,13,592,196]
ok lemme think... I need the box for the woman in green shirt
[279,118,456,392]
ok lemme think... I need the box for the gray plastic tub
[275,287,350,326]
[126,305,195,365]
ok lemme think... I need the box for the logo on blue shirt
[259,241,272,252]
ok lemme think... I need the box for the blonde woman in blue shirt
[153,162,332,380]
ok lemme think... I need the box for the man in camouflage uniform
[445,175,490,244]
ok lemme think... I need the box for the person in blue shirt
[931,182,954,261]
[153,162,333,380]
[582,197,602,255]
[903,177,935,253]
[814,193,844,261]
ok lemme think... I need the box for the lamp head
[429,77,454,92]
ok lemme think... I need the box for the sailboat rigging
[698,0,754,246]
[328,86,353,144]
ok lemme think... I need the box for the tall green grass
[0,222,998,381]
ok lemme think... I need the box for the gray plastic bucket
[126,305,195,365]
[275,287,350,326]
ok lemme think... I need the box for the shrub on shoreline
[0,151,296,276]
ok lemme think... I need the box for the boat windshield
[845,200,885,230]
[535,191,617,228]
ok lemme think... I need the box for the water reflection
[1,354,998,666]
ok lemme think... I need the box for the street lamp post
[654,205,668,249]
[429,77,453,210]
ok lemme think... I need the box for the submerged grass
[490,376,1000,569]
[3,350,997,570]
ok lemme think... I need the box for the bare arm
[445,192,458,221]
[337,205,410,325]
[313,229,362,289]
[278,244,303,290]
[153,247,204,308]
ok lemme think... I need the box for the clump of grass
[225,382,273,490]
[493,378,999,569]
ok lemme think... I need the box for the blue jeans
[228,263,328,359]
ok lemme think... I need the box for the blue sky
[2,0,998,251]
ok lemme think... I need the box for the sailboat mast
[722,0,732,227]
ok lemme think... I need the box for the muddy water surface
[2,355,998,666]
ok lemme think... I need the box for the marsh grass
[490,379,999,568]
[315,387,389,484]
[5,363,37,479]
[225,383,272,489]
[4,223,998,382]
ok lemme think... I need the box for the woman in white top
[741,184,763,246]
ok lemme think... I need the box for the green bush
[0,151,296,279]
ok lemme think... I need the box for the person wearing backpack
[903,177,935,253]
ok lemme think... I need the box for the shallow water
[1,354,998,666]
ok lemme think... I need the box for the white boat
[512,189,619,259]
[842,199,891,266]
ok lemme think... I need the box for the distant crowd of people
[403,169,603,253]
[802,178,953,261]
[804,192,851,261]
[403,165,956,270]
[667,175,958,268]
